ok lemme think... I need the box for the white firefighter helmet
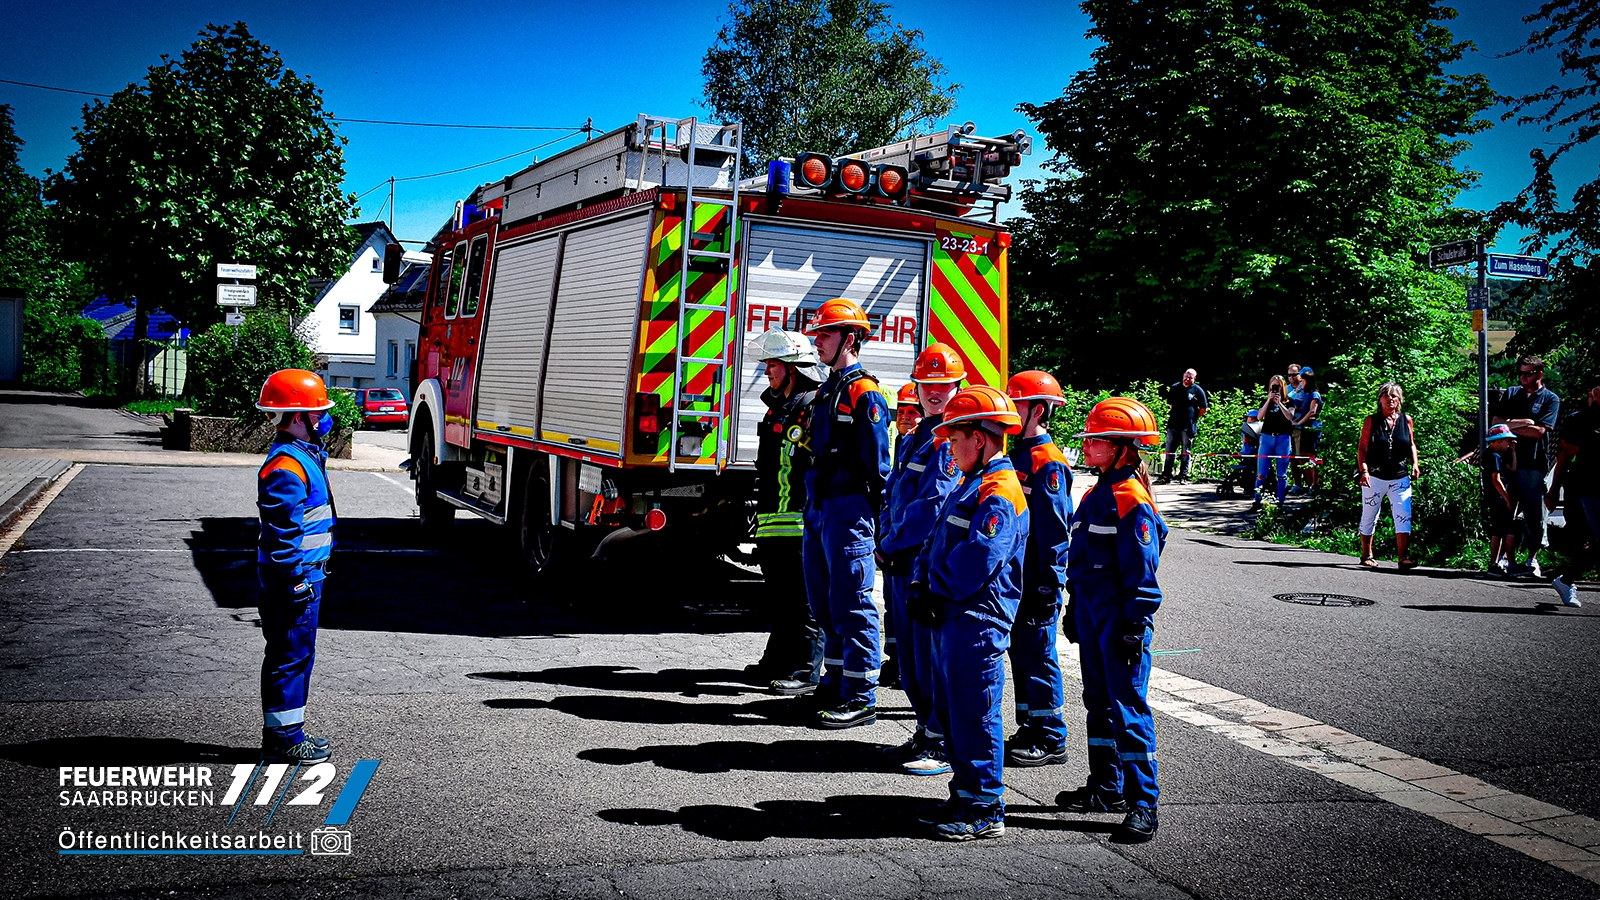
[749,330,826,383]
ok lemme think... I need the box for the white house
[304,221,404,388]
[368,256,431,394]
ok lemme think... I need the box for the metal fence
[105,338,189,398]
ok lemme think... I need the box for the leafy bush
[327,387,361,434]
[186,313,312,421]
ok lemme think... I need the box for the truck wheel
[520,460,559,574]
[412,421,455,537]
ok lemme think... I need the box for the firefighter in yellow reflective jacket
[747,331,827,692]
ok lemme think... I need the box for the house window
[387,341,399,377]
[406,340,416,369]
[338,306,359,334]
[371,254,382,272]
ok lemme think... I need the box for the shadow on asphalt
[1402,603,1572,616]
[599,797,1119,841]
[185,517,770,637]
[0,735,259,768]
[483,694,814,726]
[578,739,903,774]
[466,665,763,697]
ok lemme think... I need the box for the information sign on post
[224,310,246,327]
[1428,240,1476,268]
[1466,285,1490,311]
[216,263,258,280]
[1486,254,1549,280]
[216,284,258,307]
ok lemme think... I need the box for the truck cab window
[445,242,467,318]
[461,235,488,317]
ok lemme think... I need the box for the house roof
[80,297,187,341]
[370,261,429,314]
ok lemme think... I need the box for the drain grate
[1275,592,1374,608]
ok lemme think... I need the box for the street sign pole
[1476,237,1488,459]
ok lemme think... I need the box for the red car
[354,388,409,428]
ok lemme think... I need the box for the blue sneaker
[933,807,1005,841]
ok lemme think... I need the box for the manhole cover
[1275,592,1374,608]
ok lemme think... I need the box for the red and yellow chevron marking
[629,197,740,465]
[931,222,1007,389]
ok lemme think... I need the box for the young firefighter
[254,369,338,764]
[1482,423,1520,577]
[1003,370,1073,768]
[1056,397,1168,843]
[908,385,1028,841]
[879,344,966,776]
[881,381,925,691]
[803,298,893,728]
[747,331,827,690]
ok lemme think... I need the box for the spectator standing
[1357,382,1420,570]
[1493,356,1561,577]
[1290,369,1323,494]
[1546,371,1599,607]
[1157,369,1207,484]
[1481,423,1519,577]
[1286,364,1305,405]
[1252,375,1295,510]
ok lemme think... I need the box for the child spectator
[1482,424,1519,577]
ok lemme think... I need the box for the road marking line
[1060,645,1600,884]
[0,463,84,560]
[370,471,415,497]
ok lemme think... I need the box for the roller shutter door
[540,212,652,454]
[475,235,560,438]
[734,224,929,463]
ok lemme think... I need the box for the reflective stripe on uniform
[302,504,334,523]
[947,515,971,529]
[264,707,305,727]
[906,462,927,472]
[824,657,845,667]
[1088,738,1117,747]
[1027,706,1065,717]
[755,511,804,539]
[1088,524,1118,534]
[844,668,880,680]
[301,533,333,550]
[1120,751,1157,762]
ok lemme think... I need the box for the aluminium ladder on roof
[634,115,743,473]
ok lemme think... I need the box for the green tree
[700,0,958,166]
[45,21,357,394]
[0,104,45,297]
[1493,0,1600,387]
[1010,0,1494,391]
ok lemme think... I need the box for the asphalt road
[0,412,1596,897]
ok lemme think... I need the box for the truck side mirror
[382,244,403,284]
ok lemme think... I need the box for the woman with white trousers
[1357,382,1421,569]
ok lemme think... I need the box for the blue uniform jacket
[805,363,892,511]
[257,437,335,585]
[912,457,1029,625]
[1010,433,1073,593]
[1066,466,1166,624]
[880,413,960,558]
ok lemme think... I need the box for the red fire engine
[404,114,1026,574]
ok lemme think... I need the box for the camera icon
[308,827,352,856]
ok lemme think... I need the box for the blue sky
[2,0,1591,251]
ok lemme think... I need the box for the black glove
[1116,623,1148,666]
[908,582,944,628]
[1060,598,1079,645]
[1021,586,1062,628]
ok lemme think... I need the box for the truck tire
[412,419,455,537]
[519,459,559,575]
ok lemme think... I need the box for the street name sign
[224,310,246,326]
[1487,254,1549,280]
[216,284,258,307]
[217,263,258,280]
[1428,240,1476,268]
[1466,285,1490,310]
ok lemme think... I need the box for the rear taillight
[645,508,667,531]
[636,392,662,434]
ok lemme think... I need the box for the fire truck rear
[404,114,1026,574]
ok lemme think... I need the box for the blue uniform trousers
[885,573,943,741]
[1009,604,1067,747]
[258,575,322,748]
[1075,602,1160,807]
[932,607,1011,813]
[802,494,880,706]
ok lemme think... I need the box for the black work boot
[1118,805,1159,842]
[1007,741,1067,767]
[1056,785,1128,813]
[817,703,877,730]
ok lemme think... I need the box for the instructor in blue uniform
[803,298,892,729]
[1058,397,1168,843]
[254,369,338,764]
[880,344,965,775]
[909,385,1028,841]
[1003,370,1074,768]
